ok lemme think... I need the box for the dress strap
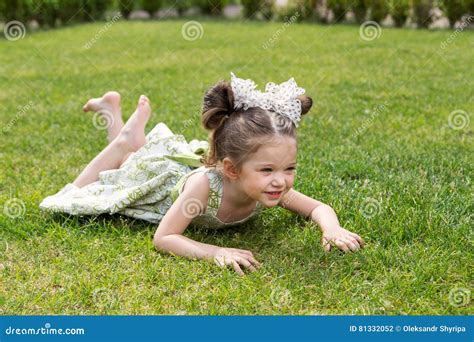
[169,166,206,203]
[203,168,224,217]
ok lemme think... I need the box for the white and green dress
[39,123,265,229]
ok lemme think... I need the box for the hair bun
[297,95,313,115]
[201,81,235,131]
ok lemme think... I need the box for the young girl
[40,72,364,275]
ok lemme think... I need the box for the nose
[271,172,286,188]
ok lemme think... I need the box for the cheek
[287,174,295,188]
[246,174,267,192]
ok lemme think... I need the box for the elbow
[153,233,179,253]
[153,233,166,252]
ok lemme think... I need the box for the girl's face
[237,136,298,207]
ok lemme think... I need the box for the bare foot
[115,95,151,152]
[83,91,124,142]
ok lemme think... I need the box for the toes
[103,91,121,103]
[138,95,150,106]
[82,100,92,112]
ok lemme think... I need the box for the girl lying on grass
[40,72,364,275]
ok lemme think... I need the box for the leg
[120,152,134,166]
[83,91,124,143]
[73,95,151,188]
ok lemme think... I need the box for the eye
[260,168,272,172]
[286,167,296,171]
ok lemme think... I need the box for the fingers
[236,252,261,269]
[215,250,261,275]
[334,238,350,252]
[237,249,254,258]
[235,256,257,272]
[322,238,331,252]
[231,260,245,276]
[341,237,359,252]
[248,255,262,268]
[349,232,365,247]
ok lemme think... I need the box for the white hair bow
[230,72,306,127]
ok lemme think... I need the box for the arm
[279,188,365,252]
[153,172,260,275]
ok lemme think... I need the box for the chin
[259,197,281,208]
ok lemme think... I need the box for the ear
[222,157,239,180]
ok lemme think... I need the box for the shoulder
[179,170,211,211]
[184,171,210,194]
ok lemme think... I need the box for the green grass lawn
[0,19,472,315]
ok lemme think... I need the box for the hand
[213,247,262,276]
[321,226,365,252]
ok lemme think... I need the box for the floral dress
[39,123,265,229]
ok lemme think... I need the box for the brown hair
[201,80,312,172]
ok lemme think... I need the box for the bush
[56,0,81,23]
[412,0,434,28]
[388,0,410,27]
[28,0,60,28]
[0,0,30,22]
[351,0,367,23]
[241,0,263,18]
[274,0,317,21]
[366,0,389,23]
[442,0,469,27]
[169,0,194,16]
[141,0,162,16]
[327,0,348,22]
[239,0,276,19]
[118,0,134,19]
[196,0,228,15]
[86,0,111,20]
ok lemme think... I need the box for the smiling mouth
[264,191,283,198]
